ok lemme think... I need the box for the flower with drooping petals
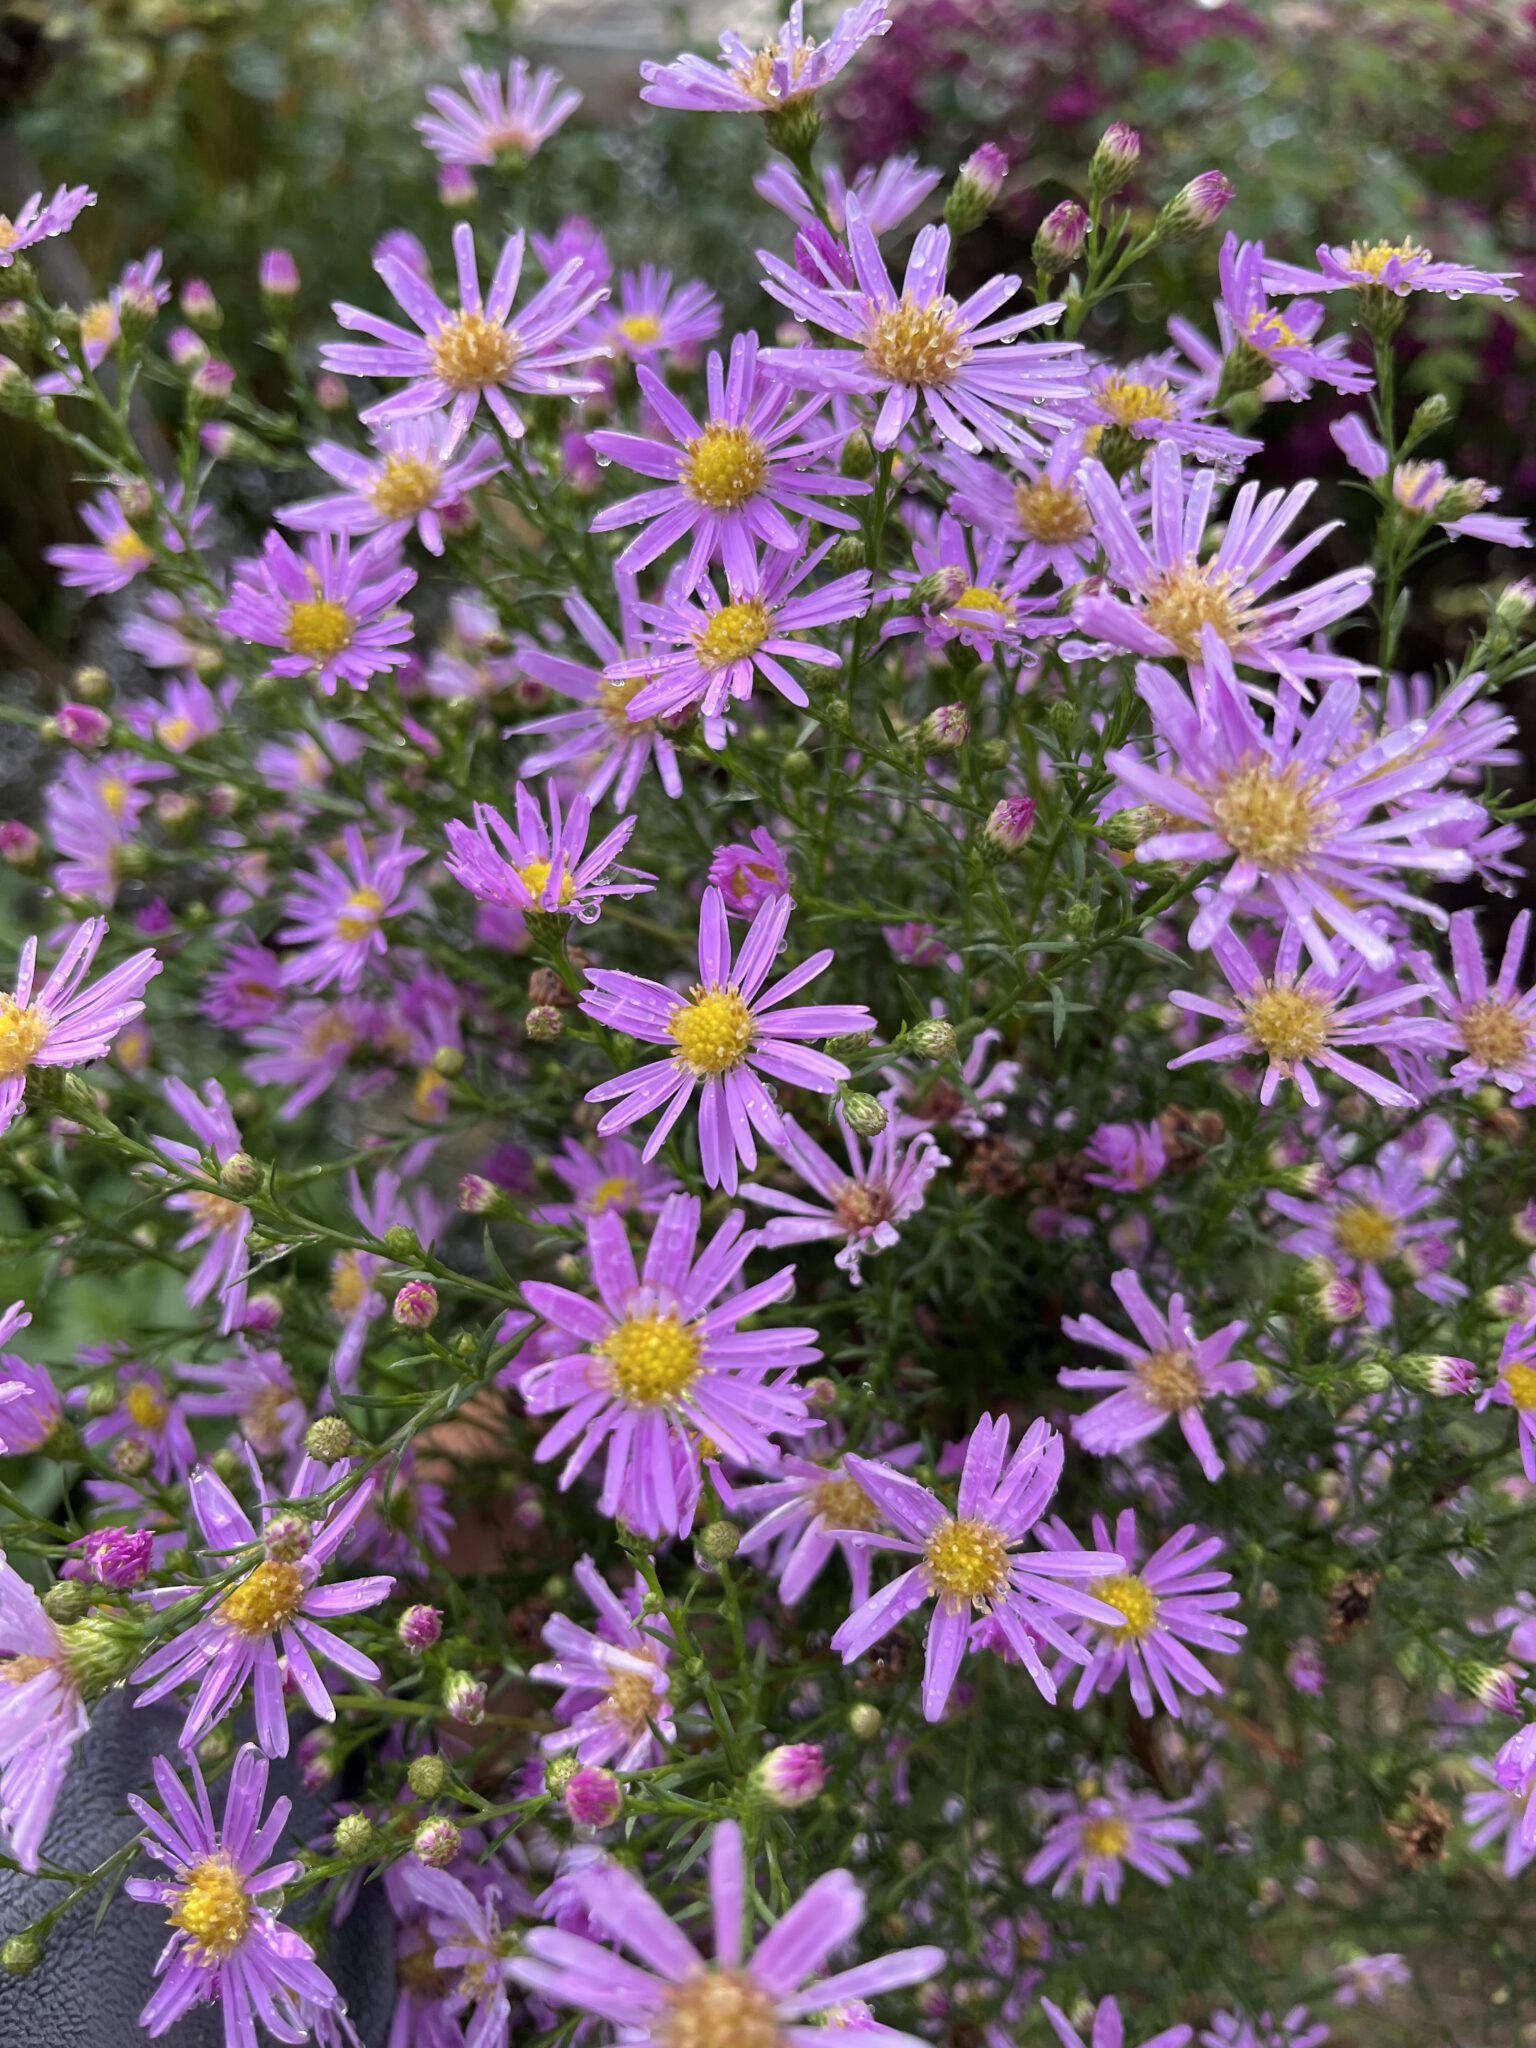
[0,1553,90,1873]
[0,917,160,1137]
[1417,908,1536,1102]
[278,825,423,993]
[640,2,893,114]
[723,1440,920,1610]
[1270,1145,1464,1328]
[282,415,504,556]
[218,530,416,696]
[0,182,93,265]
[830,1414,1125,1719]
[530,1555,675,1769]
[533,1136,681,1230]
[46,492,158,595]
[1060,1269,1255,1482]
[1216,235,1372,400]
[416,58,581,165]
[1331,414,1530,548]
[756,154,940,240]
[1026,1772,1202,1904]
[581,888,874,1194]
[1263,240,1519,303]
[445,781,648,923]
[179,1343,306,1459]
[1042,1995,1193,2048]
[708,826,793,919]
[742,1106,948,1282]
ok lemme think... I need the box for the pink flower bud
[260,248,300,299]
[754,1742,827,1808]
[393,1279,439,1330]
[54,704,112,749]
[564,1766,623,1827]
[398,1603,444,1654]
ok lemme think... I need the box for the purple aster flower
[1025,1772,1202,1904]
[1216,235,1372,399]
[1333,1955,1409,2007]
[158,1078,255,1333]
[283,415,504,556]
[1104,640,1486,973]
[444,781,648,923]
[1200,2010,1329,2048]
[518,1191,818,1539]
[595,265,721,364]
[1042,1996,1193,2048]
[512,1818,943,2048]
[416,58,581,165]
[278,825,422,993]
[205,933,284,1032]
[75,1360,195,1484]
[0,1297,61,1454]
[1037,1510,1245,1718]
[1060,1269,1255,1482]
[1331,415,1530,548]
[323,1166,440,1389]
[1263,239,1519,302]
[759,195,1085,459]
[1168,921,1433,1109]
[742,1106,947,1283]
[1271,1143,1464,1328]
[883,510,1057,656]
[1083,1120,1166,1192]
[1075,354,1262,465]
[517,579,687,808]
[0,1556,89,1872]
[0,916,161,1136]
[708,826,792,918]
[886,1023,1019,1141]
[532,1135,681,1229]
[580,888,874,1195]
[242,999,366,1119]
[0,181,93,264]
[640,2,893,113]
[756,155,940,239]
[132,1453,393,1757]
[830,1414,1125,1719]
[323,220,606,440]
[938,432,1098,586]
[606,538,870,749]
[530,1555,675,1769]
[45,753,168,907]
[126,1743,340,2045]
[725,1442,920,1608]
[1475,1316,1536,1483]
[399,1862,528,2048]
[1465,1755,1536,1876]
[1417,909,1536,1101]
[180,1342,307,1458]
[588,330,867,589]
[1076,440,1372,687]
[46,491,158,595]
[219,529,415,695]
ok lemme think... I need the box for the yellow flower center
[924,1515,1010,1603]
[597,673,657,733]
[599,1309,703,1406]
[81,302,116,347]
[1347,238,1428,280]
[696,598,773,671]
[948,584,1010,619]
[517,858,576,907]
[107,528,154,571]
[618,313,664,348]
[187,1190,246,1235]
[603,1662,665,1732]
[0,996,50,1080]
[170,1854,251,1961]
[0,1654,55,1685]
[684,424,769,512]
[1457,999,1530,1073]
[1243,984,1334,1064]
[864,294,972,388]
[1137,1348,1203,1412]
[0,220,15,252]
[1090,1572,1160,1642]
[368,454,442,519]
[730,41,815,106]
[1504,1363,1536,1411]
[304,1009,359,1057]
[125,1383,168,1431]
[1014,476,1092,545]
[1142,560,1258,659]
[658,1971,785,2048]
[831,1179,896,1235]
[668,984,754,1075]
[1246,311,1305,353]
[335,885,385,942]
[1098,374,1177,426]
[329,1251,372,1318]
[1080,1815,1132,1859]
[99,776,131,819]
[1333,1201,1398,1266]
[430,309,519,392]
[1210,761,1330,871]
[216,1558,306,1638]
[811,1471,884,1533]
[588,1175,636,1213]
[286,597,355,663]
[156,714,200,751]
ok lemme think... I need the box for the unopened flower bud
[982,795,1036,861]
[393,1279,439,1330]
[80,1526,153,1588]
[1396,1353,1478,1397]
[839,1091,888,1138]
[1,1933,42,1979]
[383,1224,420,1261]
[190,359,235,412]
[1317,1277,1365,1324]
[526,1003,564,1042]
[840,428,874,479]
[219,1151,264,1197]
[826,534,867,574]
[399,1603,443,1654]
[1352,1359,1393,1395]
[1033,200,1088,273]
[1408,393,1452,444]
[264,1511,311,1563]
[1492,579,1535,639]
[754,1742,827,1808]
[695,1518,741,1564]
[260,248,300,302]
[1090,122,1142,204]
[304,1415,353,1463]
[945,144,1008,235]
[0,820,41,867]
[413,1816,462,1867]
[918,702,969,754]
[458,1173,513,1217]
[53,703,112,749]
[438,163,478,210]
[906,1017,958,1061]
[443,1671,486,1724]
[911,565,968,612]
[565,1765,623,1827]
[1155,171,1234,243]
[315,373,349,411]
[43,1580,91,1625]
[408,1754,449,1799]
[179,278,219,328]
[333,1812,376,1859]
[168,325,208,369]
[848,1703,883,1739]
[782,747,815,786]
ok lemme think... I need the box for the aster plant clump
[0,9,1535,2047]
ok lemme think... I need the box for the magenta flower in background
[45,752,168,907]
[518,1192,818,1538]
[640,1,893,113]
[1083,1120,1167,1193]
[1331,414,1530,547]
[0,1555,89,1872]
[179,1342,307,1458]
[595,265,722,364]
[241,998,365,1121]
[0,916,161,1136]
[1026,1772,1202,1904]
[1168,922,1433,1109]
[760,196,1086,460]
[742,1106,948,1282]
[126,1744,340,2044]
[830,1414,1124,1719]
[530,1555,676,1769]
[1216,235,1371,399]
[1037,1510,1245,1718]
[708,825,792,918]
[323,221,607,440]
[605,538,870,749]
[1043,1995,1193,2048]
[1263,240,1519,302]
[0,181,93,265]
[282,415,504,556]
[444,781,648,922]
[1418,909,1536,1102]
[132,1453,393,1757]
[1270,1145,1464,1328]
[581,887,874,1193]
[724,1442,921,1609]
[1075,440,1372,686]
[219,529,416,695]
[588,330,867,589]
[1475,1316,1536,1482]
[511,1818,943,2046]
[415,58,581,164]
[0,1300,61,1454]
[158,1078,254,1334]
[1333,1954,1410,2007]
[203,934,284,1032]
[278,824,422,992]
[1060,1269,1255,1482]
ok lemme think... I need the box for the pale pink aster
[278,825,422,993]
[886,1023,1019,1140]
[580,888,874,1195]
[1075,351,1262,464]
[218,529,416,695]
[756,155,941,240]
[938,431,1098,587]
[759,195,1086,460]
[444,781,648,923]
[511,1818,943,2048]
[708,826,792,918]
[830,1414,1125,1719]
[724,1443,923,1610]
[416,59,581,165]
[179,1342,307,1458]
[0,916,161,1136]
[1060,1269,1255,1482]
[1417,909,1536,1102]
[1263,239,1519,302]
[1083,1121,1166,1192]
[46,491,158,595]
[595,265,721,364]
[0,182,93,265]
[532,1135,681,1229]
[132,1453,393,1757]
[158,1078,255,1333]
[45,752,168,906]
[323,220,607,440]
[1042,1996,1192,2048]
[399,1862,528,2048]
[530,1555,676,1769]
[1465,1755,1536,1876]
[0,1555,90,1872]
[640,2,893,113]
[1270,1146,1464,1328]
[1331,414,1530,547]
[1217,235,1372,399]
[242,999,366,1119]
[282,415,504,556]
[204,934,284,1032]
[883,510,1057,656]
[75,1360,195,1484]
[1025,1772,1202,1904]
[1333,1955,1409,2008]
[1476,1317,1536,1483]
[741,1106,947,1283]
